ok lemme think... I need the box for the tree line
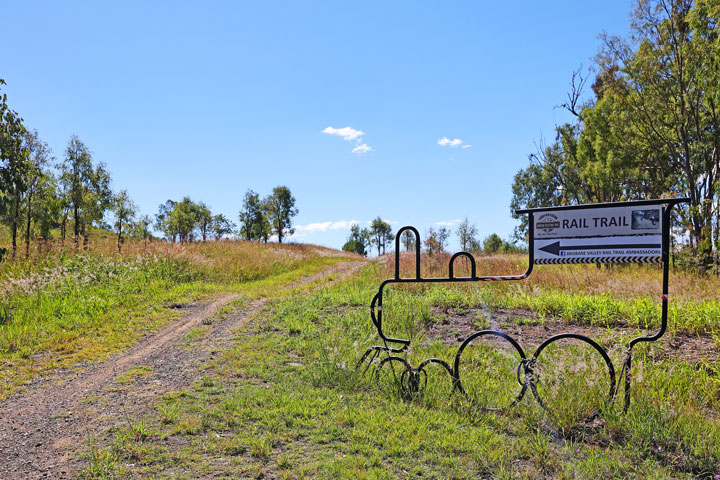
[155,187,298,245]
[0,79,298,259]
[343,217,520,256]
[511,0,720,270]
[0,116,121,258]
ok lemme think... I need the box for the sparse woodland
[512,0,720,271]
[1,82,299,260]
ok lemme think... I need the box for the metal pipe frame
[359,198,688,416]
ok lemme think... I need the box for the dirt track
[0,260,364,479]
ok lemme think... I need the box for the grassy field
[403,252,720,335]
[0,236,354,400]
[80,255,720,479]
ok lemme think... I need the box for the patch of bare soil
[425,306,719,365]
[0,260,364,479]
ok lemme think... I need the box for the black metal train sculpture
[357,199,687,415]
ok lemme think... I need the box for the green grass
[500,289,720,335]
[81,263,720,479]
[367,279,720,337]
[0,241,356,399]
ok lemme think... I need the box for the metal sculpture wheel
[361,330,617,417]
[358,199,687,418]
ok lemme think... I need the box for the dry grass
[0,231,358,400]
[0,230,356,289]
[388,251,720,302]
[85,262,720,479]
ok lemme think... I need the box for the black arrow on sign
[539,241,661,256]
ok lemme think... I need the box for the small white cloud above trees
[322,126,365,141]
[295,220,360,232]
[322,125,373,155]
[437,137,464,147]
[352,143,372,155]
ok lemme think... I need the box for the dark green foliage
[59,135,112,249]
[132,215,153,245]
[342,224,368,256]
[21,130,55,256]
[456,218,478,252]
[264,186,298,244]
[370,217,394,256]
[0,78,298,256]
[511,0,720,269]
[112,190,137,253]
[482,233,522,254]
[0,79,30,258]
[482,233,504,254]
[210,214,235,240]
[197,202,212,242]
[239,190,270,242]
[154,197,206,243]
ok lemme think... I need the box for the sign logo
[631,209,660,230]
[536,213,559,234]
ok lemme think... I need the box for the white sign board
[533,205,663,264]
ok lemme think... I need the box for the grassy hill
[3,236,720,478]
[0,236,358,400]
[78,255,720,479]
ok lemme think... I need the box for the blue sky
[2,1,631,252]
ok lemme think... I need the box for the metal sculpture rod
[360,198,688,416]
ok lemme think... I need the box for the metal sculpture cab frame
[358,198,688,413]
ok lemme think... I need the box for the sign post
[518,198,687,411]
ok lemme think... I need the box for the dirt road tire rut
[0,260,363,479]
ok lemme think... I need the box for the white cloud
[329,220,360,229]
[352,143,373,155]
[297,221,332,232]
[322,126,365,141]
[286,231,308,240]
[295,220,360,233]
[323,126,373,154]
[436,219,461,226]
[438,137,460,147]
[437,137,463,147]
[462,144,472,149]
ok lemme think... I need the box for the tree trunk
[73,204,80,250]
[25,191,33,259]
[61,215,67,248]
[10,224,17,260]
[82,221,89,250]
[716,196,720,274]
[10,199,20,260]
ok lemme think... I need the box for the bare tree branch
[559,67,588,117]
